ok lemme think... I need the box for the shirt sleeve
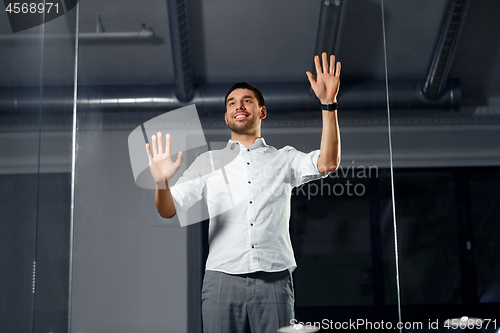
[285,146,330,187]
[170,154,209,213]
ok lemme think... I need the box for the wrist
[155,178,169,188]
[320,97,337,105]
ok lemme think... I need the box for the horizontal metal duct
[0,79,460,115]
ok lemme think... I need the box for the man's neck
[231,133,260,148]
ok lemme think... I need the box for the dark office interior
[1,0,499,332]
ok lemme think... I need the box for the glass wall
[387,0,500,331]
[68,0,402,332]
[0,3,78,333]
[2,0,499,332]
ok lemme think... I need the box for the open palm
[145,132,183,189]
[306,53,341,105]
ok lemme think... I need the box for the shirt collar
[227,137,268,151]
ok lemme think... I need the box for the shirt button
[249,201,253,204]
[247,148,250,152]
[247,162,250,165]
[248,181,251,184]
[250,223,254,226]
[251,245,255,249]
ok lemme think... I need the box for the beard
[227,117,257,134]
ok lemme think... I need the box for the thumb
[305,71,316,84]
[306,72,318,91]
[146,143,154,164]
[175,151,183,167]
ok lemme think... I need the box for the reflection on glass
[387,0,500,329]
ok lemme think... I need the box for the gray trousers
[201,269,295,333]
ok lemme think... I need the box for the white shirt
[170,138,328,274]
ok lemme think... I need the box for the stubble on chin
[227,119,255,135]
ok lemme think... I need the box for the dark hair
[225,82,265,108]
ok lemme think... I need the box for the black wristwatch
[321,103,338,111]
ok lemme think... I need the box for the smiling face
[225,88,266,135]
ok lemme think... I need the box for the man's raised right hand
[145,132,183,189]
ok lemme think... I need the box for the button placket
[248,174,253,226]
[246,148,257,255]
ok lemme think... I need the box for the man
[146,53,341,333]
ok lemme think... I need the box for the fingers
[165,133,171,157]
[151,134,158,157]
[150,132,176,161]
[314,53,340,76]
[157,132,164,156]
[322,52,328,74]
[329,55,335,74]
[314,55,322,76]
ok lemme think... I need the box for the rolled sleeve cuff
[287,148,330,187]
[301,150,331,183]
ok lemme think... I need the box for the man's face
[225,88,266,135]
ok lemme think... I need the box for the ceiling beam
[314,0,343,57]
[423,0,471,100]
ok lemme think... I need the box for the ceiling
[0,0,499,107]
[1,1,500,173]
